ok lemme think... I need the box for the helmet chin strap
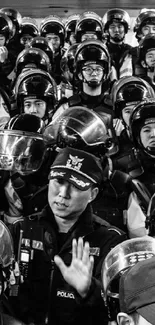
[145,146,155,158]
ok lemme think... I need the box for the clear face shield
[0,129,46,175]
[0,220,14,268]
[43,106,112,151]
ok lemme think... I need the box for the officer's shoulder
[92,214,125,236]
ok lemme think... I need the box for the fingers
[72,237,93,268]
[54,255,67,276]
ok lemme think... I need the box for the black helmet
[0,8,22,36]
[130,100,155,157]
[30,36,54,67]
[15,47,52,76]
[44,106,113,159]
[111,76,155,118]
[138,33,155,62]
[15,68,57,119]
[2,114,46,175]
[65,14,80,43]
[60,43,79,75]
[75,39,110,80]
[75,12,103,43]
[0,13,14,42]
[19,17,39,39]
[40,15,65,47]
[134,9,155,40]
[103,8,130,33]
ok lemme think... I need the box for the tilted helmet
[103,8,130,33]
[65,14,80,43]
[0,13,14,42]
[19,17,39,39]
[138,33,155,62]
[0,8,22,36]
[134,9,155,40]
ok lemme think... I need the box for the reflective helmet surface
[19,17,39,38]
[138,33,155,61]
[130,99,155,157]
[15,47,52,75]
[111,76,155,118]
[60,43,79,74]
[15,68,57,118]
[30,36,54,65]
[65,14,80,42]
[75,39,110,79]
[75,12,103,42]
[134,9,155,38]
[40,15,65,47]
[0,13,14,41]
[0,8,22,35]
[103,8,130,33]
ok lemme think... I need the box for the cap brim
[49,167,94,191]
[137,303,155,325]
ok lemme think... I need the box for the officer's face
[69,32,76,45]
[46,33,61,51]
[81,63,104,85]
[122,104,136,127]
[108,22,125,42]
[0,34,5,46]
[140,122,155,148]
[20,34,33,48]
[48,178,94,220]
[81,33,98,42]
[23,97,46,119]
[145,49,155,69]
[141,24,155,36]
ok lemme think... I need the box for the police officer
[18,17,39,49]
[103,8,132,79]
[65,14,80,46]
[9,146,126,325]
[75,11,103,43]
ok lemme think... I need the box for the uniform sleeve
[126,191,148,238]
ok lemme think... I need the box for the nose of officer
[58,182,71,199]
[30,103,37,114]
[150,127,155,137]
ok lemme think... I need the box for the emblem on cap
[66,154,84,171]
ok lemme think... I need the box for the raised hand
[54,237,94,298]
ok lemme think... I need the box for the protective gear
[102,237,155,320]
[138,33,155,63]
[130,99,155,158]
[40,15,65,48]
[0,113,46,175]
[74,39,110,81]
[44,106,113,156]
[15,47,52,76]
[111,76,155,118]
[19,17,39,40]
[134,9,155,40]
[0,13,14,43]
[65,14,80,44]
[30,36,54,66]
[75,11,103,43]
[103,8,130,33]
[14,68,57,120]
[0,8,22,37]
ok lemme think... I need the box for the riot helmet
[0,8,22,37]
[0,13,14,44]
[65,14,80,44]
[138,34,155,68]
[102,237,155,320]
[103,8,130,33]
[19,17,39,47]
[75,39,110,83]
[60,43,79,81]
[134,9,155,41]
[40,15,65,48]
[130,99,155,158]
[75,12,103,43]
[15,68,57,121]
[1,113,46,175]
[30,36,54,67]
[112,76,155,119]
[15,47,52,77]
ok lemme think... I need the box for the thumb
[54,255,67,276]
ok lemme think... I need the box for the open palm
[54,237,94,298]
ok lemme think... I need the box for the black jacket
[9,204,126,325]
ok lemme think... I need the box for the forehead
[146,49,155,55]
[24,97,44,102]
[109,21,124,27]
[142,23,155,28]
[141,121,155,129]
[46,33,60,39]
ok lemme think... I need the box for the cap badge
[66,154,84,171]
